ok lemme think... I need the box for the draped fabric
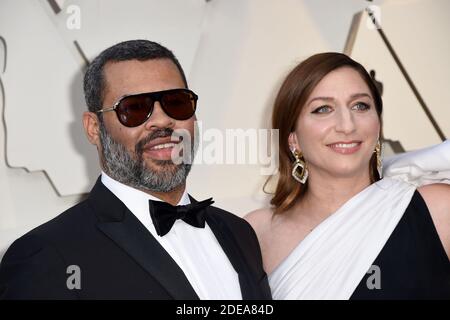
[269,141,450,300]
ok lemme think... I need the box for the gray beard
[99,124,195,193]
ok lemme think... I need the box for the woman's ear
[288,132,300,152]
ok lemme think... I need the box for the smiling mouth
[142,138,182,161]
[327,141,362,154]
[149,142,178,150]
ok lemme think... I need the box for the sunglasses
[96,88,198,127]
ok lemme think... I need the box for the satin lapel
[205,211,258,299]
[90,178,199,300]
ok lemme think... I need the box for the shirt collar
[101,171,191,218]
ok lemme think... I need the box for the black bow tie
[149,198,214,237]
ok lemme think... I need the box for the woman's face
[289,67,380,181]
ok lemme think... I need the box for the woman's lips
[327,141,362,154]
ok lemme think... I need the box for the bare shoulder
[244,208,274,236]
[417,183,450,209]
[417,183,450,259]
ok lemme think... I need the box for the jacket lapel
[89,177,199,300]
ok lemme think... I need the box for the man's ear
[83,111,101,147]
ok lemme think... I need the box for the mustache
[135,128,174,155]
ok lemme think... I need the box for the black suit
[0,178,271,300]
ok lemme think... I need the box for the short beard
[98,123,196,193]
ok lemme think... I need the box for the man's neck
[101,171,187,206]
[140,183,186,206]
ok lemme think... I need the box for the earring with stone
[290,146,308,184]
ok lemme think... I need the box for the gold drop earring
[375,140,383,178]
[290,147,309,184]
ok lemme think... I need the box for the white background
[1,0,449,258]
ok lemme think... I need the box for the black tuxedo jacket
[0,178,271,300]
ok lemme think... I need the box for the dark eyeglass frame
[96,88,198,127]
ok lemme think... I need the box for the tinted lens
[116,95,153,127]
[161,90,197,120]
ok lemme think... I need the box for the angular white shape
[1,0,206,196]
[346,0,450,150]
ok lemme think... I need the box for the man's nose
[144,102,175,130]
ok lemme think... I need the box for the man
[0,40,271,299]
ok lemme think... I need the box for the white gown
[268,140,450,300]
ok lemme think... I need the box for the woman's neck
[295,172,372,223]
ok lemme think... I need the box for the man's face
[97,58,196,192]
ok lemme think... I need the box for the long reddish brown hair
[269,53,383,214]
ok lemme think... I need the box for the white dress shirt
[101,172,242,299]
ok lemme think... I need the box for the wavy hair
[268,53,383,214]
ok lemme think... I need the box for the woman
[245,53,450,299]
